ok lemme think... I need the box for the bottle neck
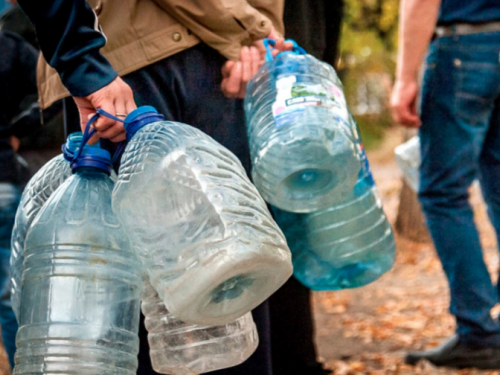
[125,113,165,140]
[74,166,110,176]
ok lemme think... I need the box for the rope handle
[263,38,307,62]
[70,108,126,165]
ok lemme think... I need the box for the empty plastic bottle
[15,146,142,375]
[10,132,82,320]
[113,106,292,325]
[394,136,420,192]
[141,276,258,375]
[271,115,396,290]
[245,41,361,213]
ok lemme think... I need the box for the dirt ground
[314,129,500,375]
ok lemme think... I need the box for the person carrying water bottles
[391,0,500,369]
[0,29,41,370]
[15,0,293,374]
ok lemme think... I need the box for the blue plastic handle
[263,38,307,62]
[70,108,126,165]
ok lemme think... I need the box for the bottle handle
[263,38,307,62]
[65,109,126,165]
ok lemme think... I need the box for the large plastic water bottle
[271,114,396,290]
[394,136,420,192]
[15,146,142,375]
[10,132,82,320]
[141,276,258,375]
[113,106,292,325]
[245,42,362,213]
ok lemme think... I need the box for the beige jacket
[38,0,284,109]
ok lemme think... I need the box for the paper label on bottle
[272,76,351,136]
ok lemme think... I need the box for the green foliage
[338,0,400,149]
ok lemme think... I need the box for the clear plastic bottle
[141,276,258,375]
[394,136,420,192]
[113,106,292,325]
[245,51,362,213]
[10,132,82,320]
[271,115,396,290]
[14,147,142,375]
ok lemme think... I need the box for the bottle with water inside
[113,106,292,325]
[245,41,361,212]
[141,276,258,375]
[10,132,82,319]
[271,114,396,290]
[15,146,142,375]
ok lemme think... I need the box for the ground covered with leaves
[313,130,500,375]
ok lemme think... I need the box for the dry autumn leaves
[312,130,500,375]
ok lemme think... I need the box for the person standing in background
[391,0,500,369]
[0,0,10,16]
[0,0,37,48]
[0,29,40,370]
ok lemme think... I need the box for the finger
[250,46,261,75]
[284,41,294,51]
[224,62,242,98]
[122,83,137,114]
[83,113,100,145]
[275,38,285,52]
[222,61,235,78]
[267,26,278,40]
[93,100,116,134]
[110,132,127,143]
[391,103,421,127]
[240,47,251,83]
[98,123,126,140]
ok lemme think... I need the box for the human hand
[221,46,262,98]
[73,77,136,143]
[221,27,294,99]
[253,26,294,62]
[390,78,421,128]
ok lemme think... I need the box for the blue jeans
[0,183,20,368]
[419,31,500,347]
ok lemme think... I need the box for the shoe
[405,335,500,369]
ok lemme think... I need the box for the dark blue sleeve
[17,0,118,97]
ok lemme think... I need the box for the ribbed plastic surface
[245,53,361,213]
[271,115,396,290]
[113,119,292,325]
[10,155,72,320]
[15,167,141,375]
[141,277,258,375]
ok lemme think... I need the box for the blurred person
[0,30,39,369]
[391,0,500,369]
[0,0,10,16]
[268,2,344,375]
[0,0,37,48]
[16,1,291,374]
[282,0,343,68]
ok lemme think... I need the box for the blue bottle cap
[71,146,112,175]
[124,106,164,140]
[62,132,84,161]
